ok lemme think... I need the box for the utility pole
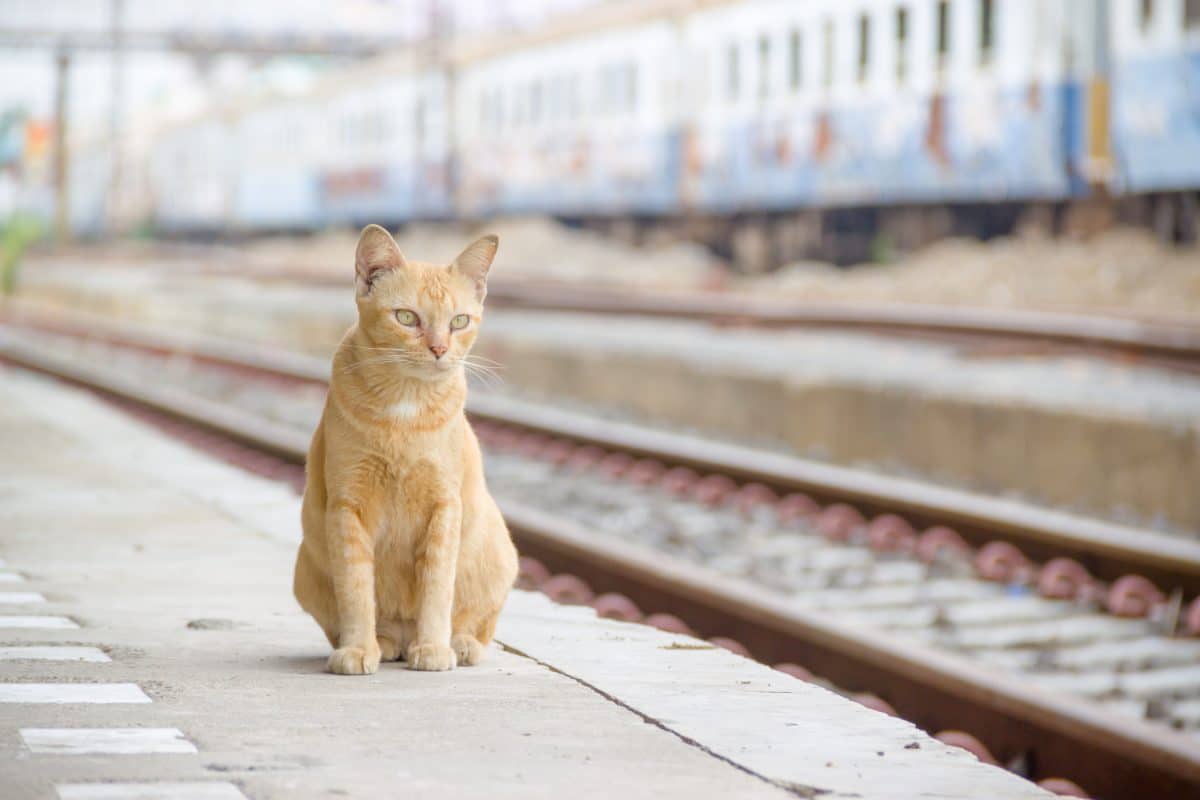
[436,0,458,213]
[52,49,71,244]
[109,0,125,233]
[411,0,451,216]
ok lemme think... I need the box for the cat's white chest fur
[386,400,422,420]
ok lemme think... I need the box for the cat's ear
[355,224,407,295]
[451,234,498,301]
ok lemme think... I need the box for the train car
[315,60,455,227]
[678,0,1091,211]
[67,134,112,238]
[1108,0,1200,237]
[1111,0,1200,191]
[80,0,1199,257]
[145,115,235,234]
[456,12,681,218]
[230,98,323,232]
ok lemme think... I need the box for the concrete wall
[475,336,1199,534]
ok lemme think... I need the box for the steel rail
[467,393,1200,598]
[483,281,1200,373]
[34,252,1200,371]
[2,332,1198,800]
[3,305,1197,597]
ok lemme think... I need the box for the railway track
[482,281,1200,377]
[30,249,1200,375]
[2,309,1199,798]
[197,263,1200,375]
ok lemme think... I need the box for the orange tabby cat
[293,225,517,674]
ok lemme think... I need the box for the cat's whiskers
[460,354,503,367]
[342,341,503,394]
[460,361,500,380]
[456,358,503,390]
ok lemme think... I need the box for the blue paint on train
[1059,81,1089,198]
[1113,48,1200,193]
[124,3,1199,237]
[320,163,454,224]
[465,133,680,217]
[679,82,1083,213]
[235,171,321,229]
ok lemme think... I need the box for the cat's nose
[429,344,448,359]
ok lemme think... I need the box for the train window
[727,43,741,102]
[1140,0,1154,30]
[568,74,581,120]
[822,18,835,88]
[857,14,870,83]
[627,63,639,113]
[979,0,994,63]
[788,29,803,90]
[896,7,909,82]
[549,77,561,122]
[758,35,771,100]
[1187,0,1200,28]
[414,99,426,139]
[936,0,950,68]
[693,50,711,107]
[531,81,542,125]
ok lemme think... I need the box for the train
[68,0,1200,266]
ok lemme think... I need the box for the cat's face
[352,225,497,382]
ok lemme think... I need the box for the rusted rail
[483,281,1200,373]
[2,327,1199,800]
[26,249,1200,372]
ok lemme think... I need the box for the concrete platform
[0,365,1053,798]
[15,259,1200,533]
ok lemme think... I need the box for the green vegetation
[869,231,897,264]
[0,214,45,295]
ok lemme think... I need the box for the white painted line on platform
[0,615,78,629]
[23,727,197,755]
[0,572,26,582]
[57,783,246,800]
[0,646,110,662]
[0,683,151,704]
[0,591,46,604]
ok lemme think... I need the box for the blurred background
[2,0,1200,518]
[3,0,1200,526]
[2,4,1200,793]
[0,0,1197,303]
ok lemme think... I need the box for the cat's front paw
[406,642,457,671]
[328,643,381,675]
[451,633,485,666]
[377,634,404,662]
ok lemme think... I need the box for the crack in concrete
[497,639,831,799]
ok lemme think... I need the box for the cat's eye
[395,309,419,326]
[450,314,470,330]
